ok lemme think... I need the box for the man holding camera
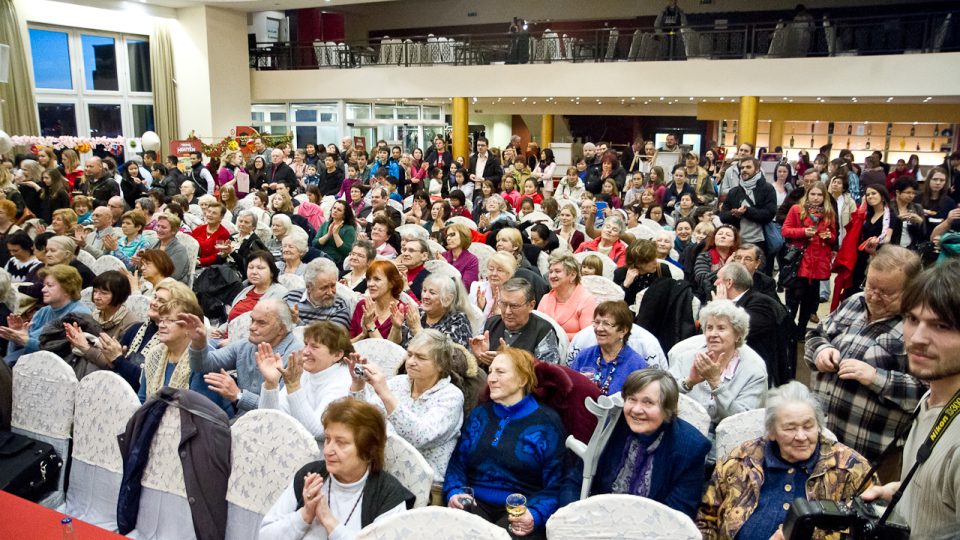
[863,261,960,538]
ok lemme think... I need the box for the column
[769,119,784,152]
[541,114,554,148]
[738,96,760,147]
[452,97,469,161]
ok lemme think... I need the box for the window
[28,25,153,138]
[346,103,370,120]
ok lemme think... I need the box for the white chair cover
[423,259,460,280]
[76,249,97,269]
[383,434,434,508]
[520,211,552,224]
[336,282,359,318]
[387,200,403,214]
[177,233,200,287]
[467,243,495,279]
[125,294,151,322]
[397,224,429,241]
[532,310,569,361]
[228,312,252,341]
[677,393,711,437]
[536,251,550,277]
[626,225,658,241]
[465,303,484,336]
[714,408,766,462]
[565,324,666,370]
[314,39,327,66]
[657,259,684,280]
[80,287,95,311]
[66,371,140,530]
[357,506,510,540]
[226,410,321,540]
[581,275,625,303]
[278,273,306,291]
[142,229,159,245]
[353,339,407,377]
[92,254,127,275]
[573,251,616,280]
[447,216,477,230]
[426,239,446,255]
[546,494,700,539]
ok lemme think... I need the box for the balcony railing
[250,11,956,70]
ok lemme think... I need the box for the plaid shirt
[804,293,926,461]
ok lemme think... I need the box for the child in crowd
[576,158,588,181]
[452,168,473,202]
[501,175,522,209]
[517,197,536,220]
[428,166,444,199]
[336,165,360,199]
[692,221,715,244]
[386,176,403,203]
[601,179,622,209]
[555,166,585,203]
[623,173,645,207]
[580,254,605,276]
[449,190,473,220]
[71,196,93,226]
[302,164,320,187]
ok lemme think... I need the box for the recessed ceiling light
[521,97,527,102]
[720,97,725,101]
[631,97,636,101]
[532,101,537,104]
[689,97,694,101]
[598,101,602,105]
[659,97,665,101]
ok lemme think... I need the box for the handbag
[778,243,806,289]
[0,430,63,502]
[741,190,784,253]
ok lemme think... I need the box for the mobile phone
[595,201,608,212]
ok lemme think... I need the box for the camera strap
[876,386,960,528]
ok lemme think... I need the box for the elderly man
[266,149,298,195]
[284,258,352,328]
[732,243,779,300]
[469,277,560,365]
[74,206,119,258]
[357,186,401,230]
[107,196,126,227]
[805,245,925,475]
[396,238,431,300]
[181,298,303,416]
[720,157,777,267]
[340,135,354,156]
[86,157,120,208]
[714,262,790,386]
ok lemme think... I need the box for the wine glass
[579,367,596,380]
[505,493,527,534]
[456,487,476,512]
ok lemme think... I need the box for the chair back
[92,254,127,275]
[520,211,552,224]
[467,242,495,279]
[76,249,97,269]
[141,229,159,245]
[336,282,359,316]
[125,294,151,322]
[353,338,407,377]
[424,259,460,279]
[714,408,766,462]
[357,506,510,540]
[677,393,711,437]
[546,494,701,539]
[532,310,569,361]
[397,224,429,241]
[383,434,434,508]
[80,286,95,311]
[573,251,616,280]
[581,275,625,303]
[228,312,253,341]
[278,273,306,291]
[447,216,477,230]
[565,393,623,500]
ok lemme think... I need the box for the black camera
[782,497,909,540]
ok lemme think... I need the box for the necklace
[593,345,623,394]
[328,477,364,526]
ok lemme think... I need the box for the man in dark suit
[732,243,779,300]
[715,261,791,386]
[468,136,504,190]
[265,148,299,195]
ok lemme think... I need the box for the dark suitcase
[0,430,63,502]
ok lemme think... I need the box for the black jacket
[90,175,120,208]
[635,278,697,352]
[719,175,777,231]
[736,289,790,387]
[156,171,183,199]
[117,387,231,540]
[317,166,344,197]
[468,153,504,189]
[120,176,149,210]
[266,162,299,194]
[219,232,268,279]
[293,461,415,526]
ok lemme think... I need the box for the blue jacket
[593,416,710,517]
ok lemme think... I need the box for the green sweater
[316,222,356,266]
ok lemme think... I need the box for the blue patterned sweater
[443,394,567,529]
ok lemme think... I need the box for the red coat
[574,237,627,267]
[190,224,231,267]
[781,205,837,280]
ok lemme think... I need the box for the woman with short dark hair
[569,301,649,395]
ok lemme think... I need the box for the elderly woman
[1,265,91,365]
[342,240,374,294]
[62,270,139,377]
[279,232,309,277]
[134,197,159,230]
[469,252,518,319]
[106,210,150,270]
[477,194,510,233]
[316,200,358,268]
[266,213,294,262]
[444,348,567,539]
[495,227,537,272]
[613,239,673,307]
[570,301,649,395]
[216,209,267,280]
[349,260,407,342]
[259,398,414,540]
[50,208,78,237]
[537,252,596,340]
[146,213,191,283]
[592,369,711,517]
[575,214,628,267]
[370,215,398,259]
[350,329,464,500]
[442,223,479,291]
[190,201,231,268]
[42,235,96,289]
[258,321,354,439]
[694,224,741,295]
[223,250,288,327]
[400,273,474,348]
[696,382,874,540]
[669,300,768,438]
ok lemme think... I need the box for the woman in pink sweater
[537,252,597,341]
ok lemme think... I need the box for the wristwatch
[680,379,692,393]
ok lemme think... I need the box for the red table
[0,490,126,539]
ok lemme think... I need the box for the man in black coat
[85,157,121,208]
[468,137,503,190]
[265,148,299,195]
[719,158,777,273]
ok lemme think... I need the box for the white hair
[764,381,826,436]
[699,299,750,348]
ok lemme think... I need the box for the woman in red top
[60,148,84,192]
[350,260,407,342]
[574,214,629,267]
[190,202,231,267]
[781,181,837,338]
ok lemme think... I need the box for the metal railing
[249,11,956,70]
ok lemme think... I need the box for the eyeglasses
[593,319,618,330]
[157,318,178,327]
[733,255,757,263]
[864,284,900,301]
[497,300,529,312]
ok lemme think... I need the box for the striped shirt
[283,289,351,329]
[804,293,926,461]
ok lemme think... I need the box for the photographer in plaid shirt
[804,245,925,480]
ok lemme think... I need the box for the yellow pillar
[769,119,784,152]
[541,114,554,149]
[452,97,469,162]
[738,96,760,148]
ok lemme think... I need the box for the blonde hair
[488,251,519,275]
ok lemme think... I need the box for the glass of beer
[505,493,527,534]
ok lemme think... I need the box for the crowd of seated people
[0,132,958,539]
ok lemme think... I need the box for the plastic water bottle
[61,517,76,540]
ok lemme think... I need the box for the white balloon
[0,130,12,155]
[141,131,161,152]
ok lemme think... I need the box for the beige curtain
[150,20,179,152]
[0,0,39,135]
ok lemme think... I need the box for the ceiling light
[659,97,665,101]
[719,97,725,101]
[631,97,636,101]
[689,97,694,101]
[598,101,602,105]
[532,101,537,104]
[521,97,527,102]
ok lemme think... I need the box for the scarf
[95,305,130,334]
[612,428,665,497]
[144,343,192,400]
[805,203,824,224]
[740,173,759,201]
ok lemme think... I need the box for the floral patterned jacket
[696,436,875,540]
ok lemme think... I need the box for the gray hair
[136,197,156,214]
[699,299,750,348]
[304,258,339,287]
[501,277,535,304]
[261,298,295,333]
[406,238,432,259]
[621,368,679,423]
[764,381,826,436]
[353,239,376,261]
[718,262,753,292]
[738,243,765,267]
[605,214,626,234]
[407,329,457,383]
[47,236,77,261]
[271,213,292,237]
[868,245,922,281]
[0,269,18,312]
[238,209,259,228]
[423,272,469,313]
[486,193,508,213]
[284,228,309,255]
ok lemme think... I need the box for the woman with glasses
[574,214,629,267]
[569,301,649,395]
[537,252,596,341]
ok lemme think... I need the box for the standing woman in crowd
[795,149,813,177]
[532,148,556,195]
[120,161,149,210]
[828,174,856,247]
[892,178,926,249]
[442,223,479,292]
[60,148,84,191]
[771,163,794,207]
[555,202,585,251]
[537,252,596,341]
[217,151,243,197]
[37,169,72,225]
[920,167,954,231]
[693,225,741,295]
[846,185,901,298]
[703,149,720,181]
[780,182,836,339]
[247,156,268,192]
[350,260,407,342]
